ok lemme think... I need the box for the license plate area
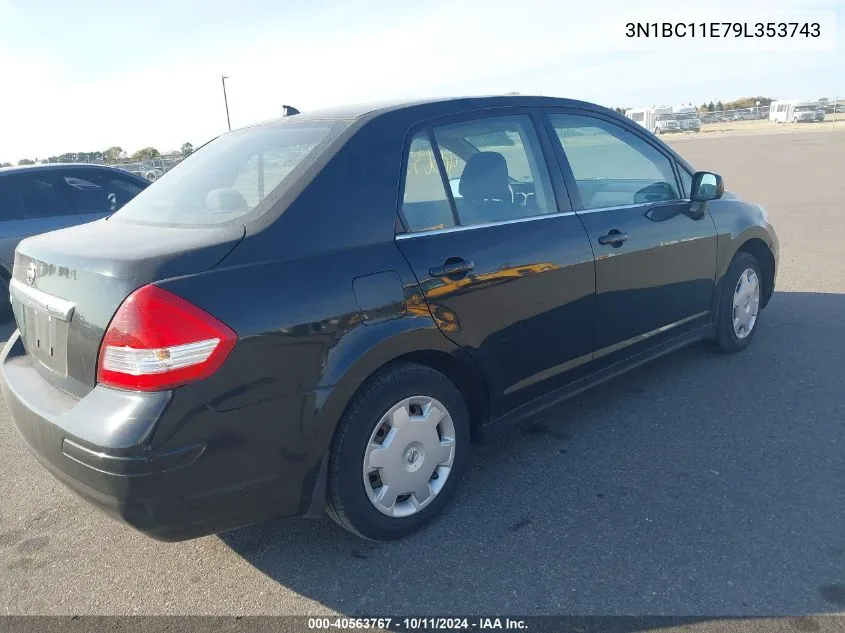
[10,280,75,378]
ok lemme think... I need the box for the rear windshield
[111,120,350,226]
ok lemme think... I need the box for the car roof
[0,163,150,183]
[1,163,120,175]
[242,95,617,128]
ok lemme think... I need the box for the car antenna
[282,105,300,117]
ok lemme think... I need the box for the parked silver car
[0,164,149,319]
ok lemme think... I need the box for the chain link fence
[106,155,185,182]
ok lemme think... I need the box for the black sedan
[1,96,779,542]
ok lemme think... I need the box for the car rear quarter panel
[150,111,479,482]
[153,242,474,517]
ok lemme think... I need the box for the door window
[0,175,70,220]
[549,113,680,209]
[433,115,555,226]
[400,115,556,233]
[62,172,145,213]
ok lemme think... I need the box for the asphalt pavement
[1,129,844,620]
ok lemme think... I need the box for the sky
[0,0,842,164]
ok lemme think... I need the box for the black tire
[714,252,762,353]
[326,362,470,540]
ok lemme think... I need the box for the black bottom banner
[1,616,844,633]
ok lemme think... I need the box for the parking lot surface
[1,130,844,617]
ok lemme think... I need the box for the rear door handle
[598,230,628,246]
[429,259,475,278]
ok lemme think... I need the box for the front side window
[0,175,70,220]
[549,113,680,209]
[112,121,348,226]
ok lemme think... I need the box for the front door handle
[429,259,475,278]
[598,230,628,247]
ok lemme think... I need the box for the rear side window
[112,121,349,226]
[62,172,145,213]
[401,134,457,233]
[401,114,556,232]
[0,175,71,220]
[549,113,680,209]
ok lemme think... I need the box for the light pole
[221,75,231,131]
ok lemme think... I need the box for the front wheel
[326,362,470,540]
[713,252,762,353]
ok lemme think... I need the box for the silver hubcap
[732,268,760,339]
[363,396,456,518]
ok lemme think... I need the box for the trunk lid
[9,217,244,398]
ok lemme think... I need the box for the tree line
[697,96,775,112]
[2,142,194,168]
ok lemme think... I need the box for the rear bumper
[1,331,318,541]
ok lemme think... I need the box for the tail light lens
[97,285,236,391]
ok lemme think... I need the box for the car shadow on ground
[219,291,845,618]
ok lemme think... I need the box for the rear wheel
[326,362,470,540]
[714,252,762,353]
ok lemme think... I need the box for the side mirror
[690,171,724,201]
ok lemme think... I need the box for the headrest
[459,152,510,202]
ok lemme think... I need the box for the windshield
[657,114,674,121]
[794,105,817,112]
[676,113,697,119]
[112,120,349,226]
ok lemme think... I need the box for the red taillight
[97,285,236,392]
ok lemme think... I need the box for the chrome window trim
[395,210,576,240]
[395,198,697,240]
[576,199,689,214]
[575,202,648,214]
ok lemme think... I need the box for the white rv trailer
[769,100,826,123]
[624,105,679,134]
